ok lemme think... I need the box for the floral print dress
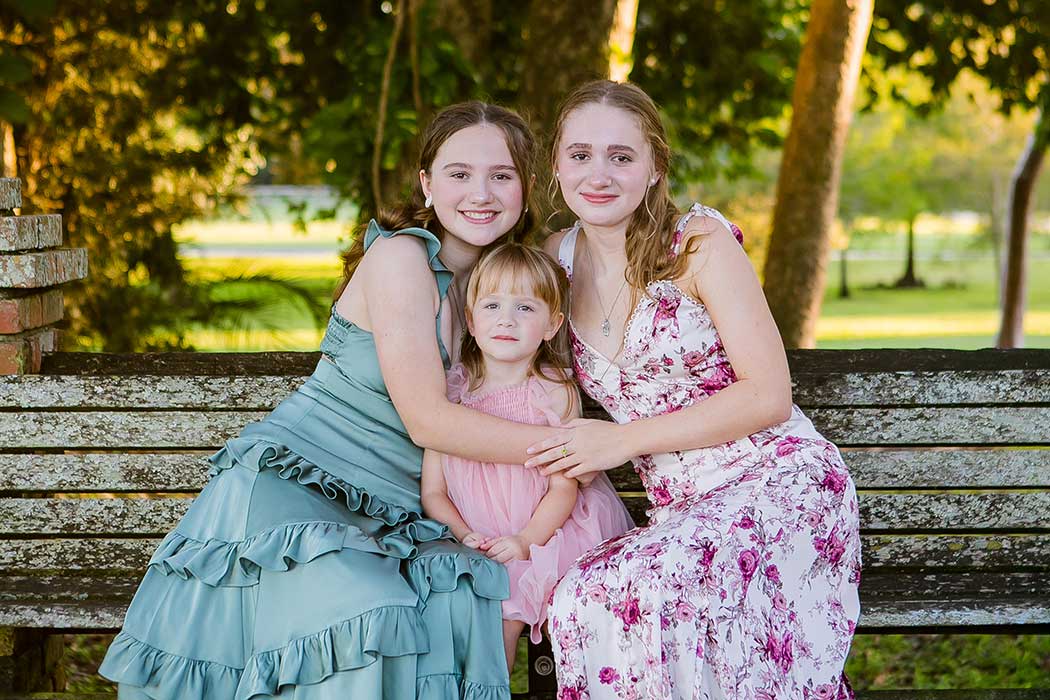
[548,204,862,700]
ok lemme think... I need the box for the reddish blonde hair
[460,243,577,417]
[549,80,698,295]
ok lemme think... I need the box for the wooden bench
[1,349,1048,699]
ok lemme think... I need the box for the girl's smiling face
[421,123,525,249]
[555,102,657,230]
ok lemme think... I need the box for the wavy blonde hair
[549,80,699,294]
[460,243,577,418]
[335,101,539,298]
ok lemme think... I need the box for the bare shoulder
[680,212,733,249]
[356,230,430,283]
[540,228,571,260]
[676,212,752,296]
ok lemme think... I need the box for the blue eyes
[482,303,534,312]
[568,153,633,163]
[449,173,514,181]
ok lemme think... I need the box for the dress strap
[557,222,581,281]
[671,203,744,257]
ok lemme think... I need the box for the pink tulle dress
[442,364,634,643]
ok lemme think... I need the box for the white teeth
[462,211,496,221]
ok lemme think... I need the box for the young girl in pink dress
[421,242,633,673]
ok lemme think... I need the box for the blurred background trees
[0,0,1047,351]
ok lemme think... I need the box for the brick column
[0,177,87,374]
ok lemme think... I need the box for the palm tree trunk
[761,0,873,348]
[996,105,1048,348]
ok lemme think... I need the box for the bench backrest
[1,350,1048,632]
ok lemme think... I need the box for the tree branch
[372,0,408,213]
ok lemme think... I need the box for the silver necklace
[582,235,628,337]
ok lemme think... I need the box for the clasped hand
[524,418,631,481]
[462,532,530,563]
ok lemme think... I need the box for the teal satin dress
[100,223,511,700]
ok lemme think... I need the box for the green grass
[179,240,1050,351]
[66,633,1049,693]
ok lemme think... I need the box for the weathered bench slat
[841,448,1050,488]
[790,369,1050,406]
[4,448,1046,493]
[618,491,1050,532]
[806,407,1050,445]
[0,575,137,628]
[0,498,193,536]
[3,491,1047,537]
[0,453,211,492]
[0,375,304,410]
[863,533,1050,569]
[859,598,1050,630]
[2,534,1047,573]
[607,448,1050,491]
[6,407,1049,449]
[1,573,1046,632]
[5,369,1050,409]
[2,412,264,449]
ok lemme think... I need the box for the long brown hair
[549,80,698,294]
[335,101,539,298]
[460,243,577,419]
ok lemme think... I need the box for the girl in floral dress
[422,243,632,673]
[525,81,862,699]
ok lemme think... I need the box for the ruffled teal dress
[100,223,511,700]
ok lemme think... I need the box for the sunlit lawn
[179,224,1050,351]
[817,256,1050,348]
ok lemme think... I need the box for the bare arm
[529,217,793,476]
[420,448,475,541]
[623,216,793,454]
[520,381,579,545]
[519,472,578,547]
[359,235,561,462]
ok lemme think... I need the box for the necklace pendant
[601,319,611,337]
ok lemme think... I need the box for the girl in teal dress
[100,102,565,700]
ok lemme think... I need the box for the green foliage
[0,0,337,350]
[632,0,806,183]
[869,0,1050,115]
[847,634,1050,688]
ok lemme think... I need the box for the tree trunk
[519,0,619,134]
[761,0,873,348]
[432,0,492,69]
[838,247,850,299]
[996,106,1048,348]
[894,215,924,288]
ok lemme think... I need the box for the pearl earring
[424,193,433,208]
[555,171,560,179]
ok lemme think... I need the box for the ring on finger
[561,445,568,457]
